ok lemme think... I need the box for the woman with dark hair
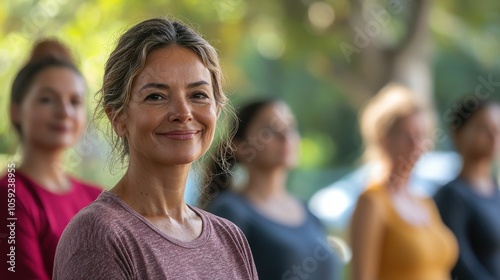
[202,99,341,280]
[0,39,102,280]
[434,96,500,280]
[53,17,257,279]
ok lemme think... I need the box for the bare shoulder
[356,188,386,212]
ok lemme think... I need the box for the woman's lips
[159,130,199,140]
[49,124,70,133]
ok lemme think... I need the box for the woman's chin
[37,139,75,151]
[153,153,205,166]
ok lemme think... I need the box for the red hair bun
[29,39,74,64]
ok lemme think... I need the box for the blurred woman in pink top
[0,39,102,280]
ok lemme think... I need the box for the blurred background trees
[1,0,500,199]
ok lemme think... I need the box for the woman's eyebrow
[187,80,210,88]
[140,83,169,92]
[139,80,210,92]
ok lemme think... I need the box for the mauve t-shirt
[53,191,258,280]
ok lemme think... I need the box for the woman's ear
[105,106,127,137]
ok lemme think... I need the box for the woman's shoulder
[57,192,137,254]
[358,184,387,204]
[0,171,40,209]
[434,178,469,202]
[353,184,389,221]
[0,171,31,191]
[54,193,139,278]
[64,193,130,235]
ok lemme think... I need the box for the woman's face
[12,67,86,150]
[119,45,217,165]
[237,102,300,169]
[382,112,429,167]
[454,105,500,160]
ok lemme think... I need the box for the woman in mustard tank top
[349,84,458,280]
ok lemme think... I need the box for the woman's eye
[71,99,81,106]
[192,92,209,99]
[145,94,164,101]
[39,97,51,104]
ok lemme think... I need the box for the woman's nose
[55,99,71,118]
[168,97,193,123]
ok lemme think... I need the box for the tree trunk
[343,0,434,106]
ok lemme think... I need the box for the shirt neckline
[16,170,77,196]
[369,184,435,229]
[229,192,311,230]
[102,191,211,249]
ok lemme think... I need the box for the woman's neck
[460,157,495,195]
[19,144,69,193]
[111,156,192,221]
[375,160,412,193]
[244,166,289,201]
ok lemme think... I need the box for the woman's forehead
[136,46,211,85]
[251,103,295,127]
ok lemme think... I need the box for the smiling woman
[121,46,218,167]
[52,17,258,279]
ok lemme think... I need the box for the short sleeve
[53,247,132,280]
[52,201,134,280]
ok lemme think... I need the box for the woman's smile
[157,130,201,140]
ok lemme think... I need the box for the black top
[434,177,500,280]
[207,192,341,280]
